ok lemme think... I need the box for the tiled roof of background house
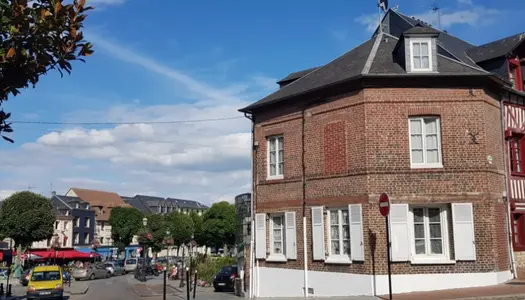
[122,196,152,214]
[68,188,130,221]
[466,32,525,63]
[166,198,209,209]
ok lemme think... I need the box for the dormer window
[409,38,432,72]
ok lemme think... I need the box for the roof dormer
[402,25,440,73]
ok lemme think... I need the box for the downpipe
[301,109,309,297]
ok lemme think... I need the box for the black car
[19,269,31,286]
[213,265,238,292]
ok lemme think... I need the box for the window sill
[411,163,443,169]
[324,257,352,265]
[266,255,287,262]
[410,259,456,265]
[511,173,525,178]
[266,175,284,181]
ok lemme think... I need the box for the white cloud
[457,0,473,5]
[0,190,16,200]
[415,6,499,29]
[0,34,265,205]
[354,14,379,33]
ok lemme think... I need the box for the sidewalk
[380,278,525,300]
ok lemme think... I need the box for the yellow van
[26,265,64,300]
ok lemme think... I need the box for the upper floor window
[55,221,59,230]
[510,136,525,176]
[267,135,284,179]
[84,217,90,228]
[409,117,442,168]
[409,38,433,72]
[74,217,79,227]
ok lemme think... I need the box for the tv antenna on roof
[431,3,442,30]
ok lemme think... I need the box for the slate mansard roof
[239,9,520,113]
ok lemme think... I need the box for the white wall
[95,221,113,246]
[254,267,513,298]
[32,219,73,249]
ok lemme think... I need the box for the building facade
[51,194,96,249]
[32,215,73,249]
[239,9,521,298]
[66,188,130,246]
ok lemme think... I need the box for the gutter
[243,112,257,298]
[500,92,517,278]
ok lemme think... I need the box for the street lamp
[141,217,148,282]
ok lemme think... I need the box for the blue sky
[0,0,522,203]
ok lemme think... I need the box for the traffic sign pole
[379,193,392,300]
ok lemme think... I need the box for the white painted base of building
[253,267,512,298]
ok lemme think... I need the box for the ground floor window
[513,213,525,251]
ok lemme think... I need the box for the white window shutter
[311,206,325,261]
[255,213,267,259]
[285,212,297,260]
[389,204,410,262]
[349,204,364,261]
[452,203,476,261]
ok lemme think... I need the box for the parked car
[104,261,125,276]
[213,265,238,292]
[71,264,111,281]
[26,265,64,300]
[124,258,144,274]
[19,269,31,286]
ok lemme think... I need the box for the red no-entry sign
[379,193,390,217]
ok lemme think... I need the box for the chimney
[51,191,56,196]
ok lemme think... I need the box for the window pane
[410,120,422,134]
[421,42,429,55]
[274,242,282,254]
[426,150,439,163]
[330,212,339,225]
[278,150,284,163]
[415,239,426,254]
[412,150,424,163]
[411,135,423,149]
[341,210,349,225]
[269,151,276,164]
[422,56,430,69]
[330,226,339,240]
[425,119,437,134]
[413,43,420,56]
[413,57,421,69]
[425,135,438,149]
[278,163,284,175]
[273,229,281,240]
[269,139,276,151]
[331,241,340,255]
[269,164,276,176]
[414,224,425,239]
[277,137,283,150]
[343,240,350,255]
[429,224,442,238]
[428,208,440,222]
[430,240,443,254]
[413,208,424,222]
[342,225,350,239]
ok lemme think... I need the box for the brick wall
[252,87,510,276]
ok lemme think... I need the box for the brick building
[239,9,525,298]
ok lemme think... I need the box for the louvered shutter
[349,204,364,261]
[255,213,267,259]
[311,207,325,261]
[389,204,410,262]
[452,203,476,261]
[285,212,297,259]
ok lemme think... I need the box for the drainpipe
[301,109,309,298]
[500,92,517,278]
[244,112,257,298]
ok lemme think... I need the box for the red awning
[27,249,100,259]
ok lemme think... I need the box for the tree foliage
[139,214,167,253]
[189,211,205,247]
[166,211,193,247]
[0,191,55,248]
[0,0,94,142]
[202,201,236,249]
[109,207,143,252]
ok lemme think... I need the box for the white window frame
[326,208,351,264]
[74,217,79,227]
[268,214,286,262]
[267,135,284,180]
[74,233,79,244]
[409,204,453,264]
[409,38,433,72]
[84,233,90,244]
[408,116,443,169]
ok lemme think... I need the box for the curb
[65,283,90,295]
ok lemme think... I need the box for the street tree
[109,207,143,252]
[202,201,236,250]
[0,191,55,248]
[0,0,94,142]
[138,214,166,253]
[189,211,205,247]
[166,211,194,248]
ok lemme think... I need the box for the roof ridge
[437,53,489,73]
[362,33,384,75]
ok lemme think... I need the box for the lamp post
[142,217,148,282]
[162,230,173,300]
